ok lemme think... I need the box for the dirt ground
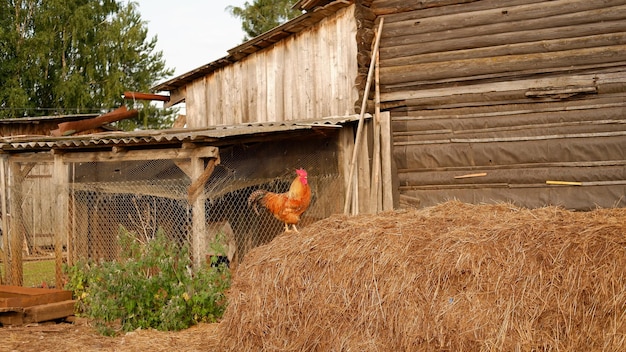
[0,318,220,352]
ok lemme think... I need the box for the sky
[132,0,248,83]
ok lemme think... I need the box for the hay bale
[217,201,626,351]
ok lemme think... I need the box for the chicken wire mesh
[1,136,345,285]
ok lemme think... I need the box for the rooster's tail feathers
[247,189,268,215]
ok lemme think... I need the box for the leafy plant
[64,226,231,335]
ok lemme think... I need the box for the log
[382,20,626,61]
[123,91,170,102]
[380,70,626,103]
[371,0,477,16]
[381,0,626,38]
[381,5,626,49]
[380,45,626,86]
[55,106,139,136]
[382,31,626,68]
[381,0,544,23]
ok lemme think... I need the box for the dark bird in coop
[247,168,312,233]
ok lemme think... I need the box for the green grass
[1,259,57,288]
[24,259,57,287]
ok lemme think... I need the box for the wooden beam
[123,91,170,102]
[164,87,186,108]
[59,146,218,163]
[188,157,219,204]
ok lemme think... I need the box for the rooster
[248,168,312,232]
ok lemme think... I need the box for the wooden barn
[154,0,625,211]
[1,0,625,286]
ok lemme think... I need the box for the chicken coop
[0,115,391,286]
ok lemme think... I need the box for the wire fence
[0,139,344,286]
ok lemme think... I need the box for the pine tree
[0,0,174,129]
[227,0,301,41]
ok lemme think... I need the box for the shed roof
[152,0,352,92]
[0,115,368,153]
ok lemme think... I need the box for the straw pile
[217,201,626,351]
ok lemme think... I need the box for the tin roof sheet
[0,115,368,152]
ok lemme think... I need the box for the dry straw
[217,201,626,351]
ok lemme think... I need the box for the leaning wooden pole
[343,18,384,215]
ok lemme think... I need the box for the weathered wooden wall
[185,6,360,127]
[372,0,626,209]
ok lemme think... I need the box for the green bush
[64,226,231,335]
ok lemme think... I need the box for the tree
[227,0,301,41]
[0,0,174,129]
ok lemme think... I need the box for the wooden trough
[0,286,75,326]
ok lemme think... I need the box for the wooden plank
[370,53,382,213]
[22,300,76,324]
[59,146,218,163]
[0,309,24,325]
[357,122,372,214]
[0,286,73,308]
[380,111,394,211]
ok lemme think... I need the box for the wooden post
[344,18,384,214]
[190,157,208,269]
[1,156,9,284]
[370,52,383,213]
[53,154,69,287]
[380,111,394,211]
[8,160,24,286]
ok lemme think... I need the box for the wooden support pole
[380,111,394,211]
[8,161,24,286]
[344,17,384,215]
[0,157,9,284]
[190,157,208,269]
[53,154,69,287]
[370,51,383,213]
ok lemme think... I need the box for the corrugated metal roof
[0,115,368,152]
[152,1,352,92]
